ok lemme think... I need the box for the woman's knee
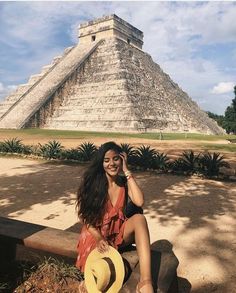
[130,213,147,225]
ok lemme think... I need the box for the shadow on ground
[0,158,235,292]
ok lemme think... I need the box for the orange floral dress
[76,186,127,272]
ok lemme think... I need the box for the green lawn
[0,129,236,153]
[0,128,235,141]
[203,143,236,153]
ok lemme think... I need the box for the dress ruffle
[76,187,127,272]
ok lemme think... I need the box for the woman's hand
[119,152,129,173]
[97,238,109,253]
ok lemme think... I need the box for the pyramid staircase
[0,40,102,129]
[42,38,224,134]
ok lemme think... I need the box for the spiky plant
[170,150,201,175]
[77,142,97,161]
[199,152,230,178]
[120,143,137,165]
[39,140,64,159]
[0,137,27,154]
[136,145,158,170]
[61,148,83,161]
[153,152,170,171]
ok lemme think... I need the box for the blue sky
[0,1,235,115]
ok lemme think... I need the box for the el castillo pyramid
[0,15,224,134]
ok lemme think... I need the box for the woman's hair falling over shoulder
[77,141,123,227]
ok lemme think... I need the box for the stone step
[41,65,54,75]
[0,40,103,128]
[28,73,44,85]
[52,55,63,65]
[45,119,137,131]
[15,84,32,95]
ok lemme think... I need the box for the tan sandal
[136,279,153,293]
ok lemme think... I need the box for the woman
[76,141,154,293]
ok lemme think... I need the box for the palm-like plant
[39,140,64,159]
[77,142,97,161]
[120,143,137,165]
[153,152,170,171]
[0,137,28,154]
[199,152,230,178]
[61,148,82,161]
[171,151,200,174]
[136,145,158,170]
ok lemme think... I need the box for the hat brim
[84,246,125,293]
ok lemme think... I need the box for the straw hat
[84,246,125,293]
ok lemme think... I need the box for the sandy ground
[0,136,236,292]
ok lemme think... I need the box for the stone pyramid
[0,14,224,134]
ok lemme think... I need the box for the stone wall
[79,14,143,50]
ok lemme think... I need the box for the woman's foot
[136,279,154,293]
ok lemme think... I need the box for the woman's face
[103,149,122,177]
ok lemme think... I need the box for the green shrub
[61,148,83,161]
[120,143,137,165]
[77,142,97,162]
[153,152,170,171]
[171,150,200,175]
[0,137,32,154]
[39,140,64,159]
[135,145,158,170]
[198,152,230,178]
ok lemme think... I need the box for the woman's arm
[120,152,144,207]
[87,225,109,253]
[78,209,109,253]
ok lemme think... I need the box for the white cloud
[0,1,236,115]
[0,82,17,101]
[211,82,235,94]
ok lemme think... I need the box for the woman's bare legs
[122,214,154,293]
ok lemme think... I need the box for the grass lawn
[0,129,236,154]
[0,128,235,141]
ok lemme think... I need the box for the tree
[206,111,225,128]
[223,85,236,134]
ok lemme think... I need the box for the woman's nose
[109,160,116,166]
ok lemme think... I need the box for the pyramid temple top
[78,14,143,49]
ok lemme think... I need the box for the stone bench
[0,217,179,292]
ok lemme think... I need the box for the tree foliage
[223,86,236,134]
[207,85,236,134]
[206,111,224,128]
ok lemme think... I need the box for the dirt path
[0,156,236,292]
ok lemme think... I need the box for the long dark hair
[77,141,123,227]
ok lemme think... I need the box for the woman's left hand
[119,152,129,173]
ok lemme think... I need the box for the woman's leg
[122,214,154,293]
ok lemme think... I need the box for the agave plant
[39,140,64,159]
[61,148,83,161]
[170,150,201,175]
[120,143,137,165]
[77,142,97,161]
[199,152,230,178]
[135,145,158,170]
[153,152,170,171]
[0,137,28,154]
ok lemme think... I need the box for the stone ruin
[0,14,224,134]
